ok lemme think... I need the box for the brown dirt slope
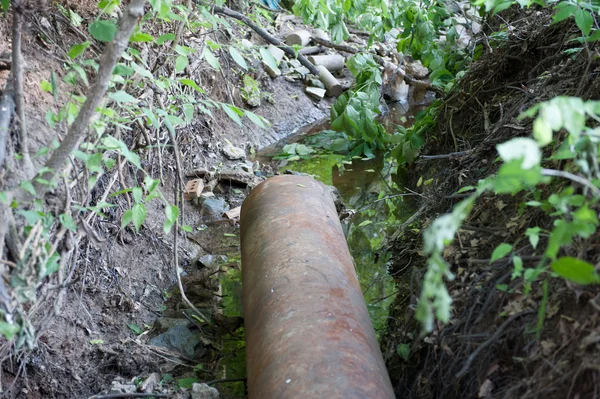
[384,8,600,399]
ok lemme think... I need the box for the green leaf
[221,103,242,126]
[358,220,373,227]
[122,209,133,228]
[40,80,52,93]
[59,213,78,231]
[175,55,188,73]
[164,205,179,235]
[245,110,268,128]
[89,20,118,43]
[156,33,176,44]
[109,90,138,104]
[68,41,91,59]
[259,47,279,74]
[396,343,410,361]
[202,47,221,70]
[20,180,36,196]
[131,203,147,232]
[553,3,577,23]
[177,377,199,389]
[496,137,541,169]
[551,257,600,285]
[0,322,19,340]
[130,32,155,43]
[127,323,143,334]
[179,79,205,93]
[0,191,8,204]
[132,187,142,203]
[575,8,593,36]
[526,227,540,249]
[89,339,104,345]
[490,243,513,263]
[228,46,248,70]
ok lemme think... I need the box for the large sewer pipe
[240,175,395,398]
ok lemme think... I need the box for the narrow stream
[191,101,428,396]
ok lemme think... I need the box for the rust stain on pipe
[241,175,395,398]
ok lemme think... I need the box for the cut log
[298,46,321,56]
[286,30,312,46]
[313,28,329,41]
[317,65,343,97]
[267,44,285,63]
[307,54,345,72]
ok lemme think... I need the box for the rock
[267,44,285,63]
[154,317,193,332]
[191,383,219,399]
[109,380,137,394]
[200,197,230,218]
[263,61,281,78]
[148,325,200,358]
[225,207,241,220]
[410,80,431,104]
[185,168,210,178]
[404,59,428,79]
[305,75,325,89]
[222,144,246,160]
[305,87,326,100]
[141,373,161,393]
[241,75,261,107]
[382,63,408,102]
[217,169,256,187]
[197,254,227,268]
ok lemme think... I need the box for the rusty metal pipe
[241,175,395,398]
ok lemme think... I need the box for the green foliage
[419,96,600,332]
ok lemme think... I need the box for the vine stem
[541,168,600,198]
[30,0,148,198]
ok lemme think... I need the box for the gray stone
[109,380,137,394]
[154,317,193,332]
[197,254,228,268]
[305,75,325,89]
[222,145,246,160]
[200,197,230,218]
[306,87,326,100]
[148,325,200,358]
[191,383,219,399]
[404,59,429,79]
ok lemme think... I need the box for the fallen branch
[11,6,33,177]
[196,1,320,75]
[31,0,147,198]
[541,168,600,198]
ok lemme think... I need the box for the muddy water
[253,101,427,336]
